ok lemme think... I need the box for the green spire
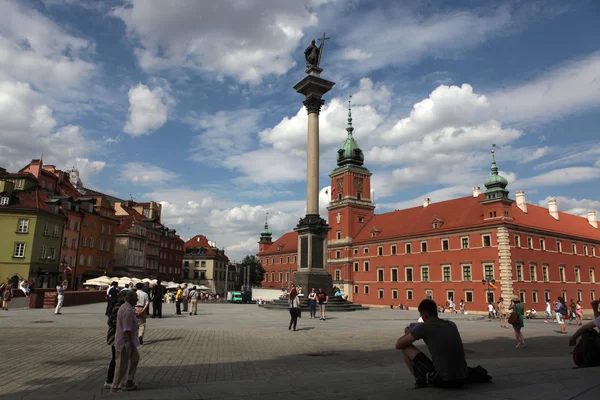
[484,144,509,200]
[259,213,272,243]
[346,96,354,136]
[336,95,364,167]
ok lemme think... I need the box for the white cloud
[187,109,260,164]
[0,81,94,171]
[121,162,177,185]
[0,1,96,93]
[490,51,600,124]
[65,157,106,184]
[335,6,513,75]
[112,0,318,84]
[515,167,600,189]
[521,146,551,163]
[124,80,174,136]
[537,196,600,217]
[227,148,305,185]
[382,84,491,142]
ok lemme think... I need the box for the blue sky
[1,0,600,261]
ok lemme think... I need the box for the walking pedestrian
[189,286,199,315]
[152,280,163,319]
[459,299,465,314]
[112,290,140,392]
[488,302,495,319]
[104,291,127,389]
[569,299,577,325]
[134,283,149,345]
[175,286,183,315]
[182,284,189,313]
[288,285,300,331]
[317,288,328,320]
[141,282,151,316]
[509,296,526,348]
[556,297,568,334]
[308,288,317,318]
[2,281,13,311]
[498,298,509,329]
[55,280,67,315]
[106,281,119,317]
[544,299,552,323]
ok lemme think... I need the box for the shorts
[546,311,552,317]
[319,304,326,313]
[412,353,465,389]
[556,313,565,324]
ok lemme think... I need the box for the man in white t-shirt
[545,301,552,323]
[488,303,495,319]
[134,283,149,345]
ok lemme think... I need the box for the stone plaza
[0,303,597,400]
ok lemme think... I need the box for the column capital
[303,97,325,114]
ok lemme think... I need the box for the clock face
[354,177,363,192]
[337,178,344,191]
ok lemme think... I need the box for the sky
[1,0,600,262]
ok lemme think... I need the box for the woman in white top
[288,285,300,331]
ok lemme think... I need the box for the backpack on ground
[573,330,600,368]
[467,365,492,383]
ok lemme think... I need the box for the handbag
[508,312,519,325]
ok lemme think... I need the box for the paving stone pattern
[0,303,597,399]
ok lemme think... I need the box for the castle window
[338,193,342,200]
[357,192,362,200]
[442,239,449,251]
[391,245,397,255]
[405,243,412,254]
[482,234,491,247]
[336,231,341,240]
[357,217,364,223]
[420,241,427,253]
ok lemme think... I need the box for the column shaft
[306,111,320,215]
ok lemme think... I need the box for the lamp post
[482,278,496,304]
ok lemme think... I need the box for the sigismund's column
[293,35,335,294]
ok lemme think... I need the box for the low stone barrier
[28,289,106,308]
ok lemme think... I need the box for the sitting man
[396,299,468,389]
[569,300,600,367]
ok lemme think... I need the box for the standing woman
[288,285,300,331]
[2,281,13,311]
[308,288,317,319]
[104,291,127,389]
[575,300,583,325]
[509,296,526,348]
[498,298,509,329]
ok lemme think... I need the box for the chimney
[588,210,597,228]
[548,198,559,220]
[472,186,481,197]
[423,198,430,207]
[515,190,527,213]
[197,237,200,242]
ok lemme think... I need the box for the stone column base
[293,271,333,296]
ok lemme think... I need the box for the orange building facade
[258,107,600,312]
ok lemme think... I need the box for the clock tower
[327,98,375,247]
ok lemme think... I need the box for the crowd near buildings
[258,104,600,312]
[0,159,232,292]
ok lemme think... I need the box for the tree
[238,255,265,287]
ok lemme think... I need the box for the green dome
[336,97,364,167]
[484,154,508,190]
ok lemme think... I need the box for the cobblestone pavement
[0,303,597,399]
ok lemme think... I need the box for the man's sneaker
[103,382,112,389]
[412,381,427,390]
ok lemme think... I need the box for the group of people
[0,279,37,310]
[174,284,201,315]
[287,286,329,330]
[396,297,600,390]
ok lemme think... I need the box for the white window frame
[405,266,413,282]
[0,196,9,205]
[334,270,341,281]
[391,267,399,282]
[405,243,412,254]
[377,246,383,256]
[462,264,472,281]
[391,244,397,255]
[461,236,469,249]
[406,289,413,300]
[442,265,451,282]
[17,219,29,233]
[559,265,566,282]
[529,264,537,282]
[584,245,589,256]
[483,263,494,280]
[516,264,523,281]
[353,262,359,272]
[53,224,59,237]
[420,241,428,253]
[364,261,370,272]
[392,289,398,300]
[527,236,533,249]
[590,267,596,283]
[533,291,539,303]
[377,268,384,282]
[377,288,384,299]
[14,243,26,257]
[465,290,474,303]
[364,285,370,295]
[40,245,47,259]
[421,266,429,282]
[482,234,491,247]
[542,264,549,282]
[363,247,369,254]
[441,238,449,251]
[557,241,562,253]
[514,234,520,247]
[43,223,49,236]
[575,267,581,283]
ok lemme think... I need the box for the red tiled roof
[121,206,144,222]
[57,180,82,198]
[354,195,492,242]
[2,187,62,215]
[512,203,600,240]
[116,215,134,234]
[1,172,38,181]
[184,234,228,259]
[263,195,600,249]
[259,231,298,255]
